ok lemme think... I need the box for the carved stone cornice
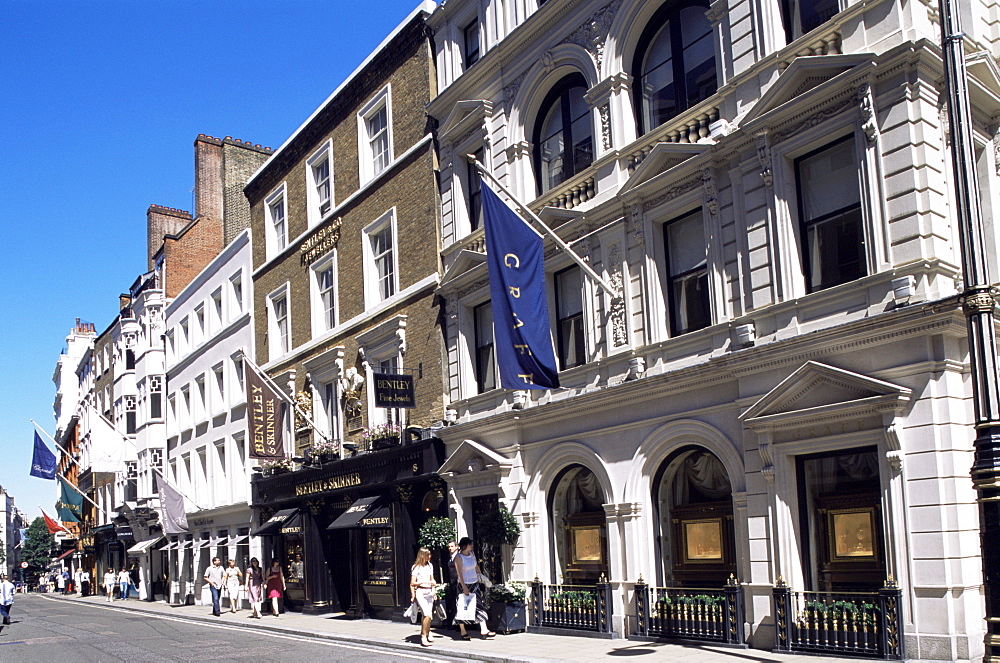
[560,0,624,70]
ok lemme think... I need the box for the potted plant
[308,440,340,463]
[418,516,456,583]
[475,503,520,582]
[488,581,527,634]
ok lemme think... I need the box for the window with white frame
[180,386,191,430]
[183,453,193,492]
[179,317,190,355]
[229,271,244,320]
[167,393,177,431]
[358,315,407,432]
[193,304,205,347]
[364,211,397,307]
[164,329,175,364]
[358,86,392,182]
[473,301,497,393]
[214,439,228,502]
[266,185,288,255]
[212,363,225,416]
[554,266,585,369]
[320,381,340,443]
[210,288,223,333]
[664,209,711,335]
[231,353,246,407]
[780,0,840,43]
[197,447,208,504]
[149,375,163,420]
[268,287,291,357]
[125,395,137,434]
[195,374,207,424]
[795,136,865,293]
[467,146,484,232]
[307,142,333,223]
[312,254,338,336]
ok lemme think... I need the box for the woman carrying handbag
[453,537,495,640]
[409,547,436,647]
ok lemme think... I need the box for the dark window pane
[534,76,593,194]
[665,211,710,335]
[151,393,162,420]
[474,302,496,392]
[555,267,585,368]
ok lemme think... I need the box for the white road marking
[37,595,447,662]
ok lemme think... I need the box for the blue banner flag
[30,431,57,480]
[481,179,560,390]
[58,477,83,522]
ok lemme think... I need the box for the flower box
[488,600,527,634]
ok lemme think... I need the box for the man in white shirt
[203,557,224,616]
[0,573,15,629]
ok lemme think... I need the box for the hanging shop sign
[373,373,415,409]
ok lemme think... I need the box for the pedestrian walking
[74,568,83,595]
[245,558,264,619]
[103,569,116,602]
[223,559,243,613]
[81,570,91,597]
[454,537,494,640]
[0,573,14,630]
[56,571,66,594]
[117,568,130,600]
[264,560,285,617]
[410,547,436,647]
[445,540,459,627]
[203,557,224,616]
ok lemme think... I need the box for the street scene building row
[46,0,1000,660]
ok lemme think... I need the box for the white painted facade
[164,229,257,607]
[428,0,1000,659]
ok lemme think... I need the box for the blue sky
[0,0,429,524]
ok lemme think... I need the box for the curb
[42,594,540,663]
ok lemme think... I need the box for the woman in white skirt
[223,559,243,613]
[410,547,436,647]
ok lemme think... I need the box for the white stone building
[428,0,1000,659]
[164,229,258,607]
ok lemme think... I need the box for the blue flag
[481,180,560,390]
[30,431,57,480]
[58,477,83,522]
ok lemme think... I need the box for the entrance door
[471,494,500,579]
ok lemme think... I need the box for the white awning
[227,535,249,546]
[126,535,164,555]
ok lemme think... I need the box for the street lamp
[938,0,1000,658]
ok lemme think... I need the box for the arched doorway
[655,447,735,587]
[549,465,608,583]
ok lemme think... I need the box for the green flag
[58,477,83,522]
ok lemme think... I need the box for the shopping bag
[403,601,418,624]
[455,592,477,621]
[477,572,493,589]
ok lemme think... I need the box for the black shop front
[250,436,446,618]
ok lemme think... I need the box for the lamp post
[938,0,1000,658]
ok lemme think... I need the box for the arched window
[633,1,717,134]
[549,465,607,583]
[533,74,593,194]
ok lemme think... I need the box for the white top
[103,571,116,586]
[117,570,130,583]
[457,551,478,584]
[224,567,242,585]
[0,579,14,606]
[411,563,434,588]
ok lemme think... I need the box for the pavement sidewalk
[45,592,860,662]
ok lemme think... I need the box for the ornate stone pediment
[740,361,911,433]
[740,54,873,129]
[618,142,712,200]
[439,99,493,145]
[438,439,513,488]
[441,249,488,288]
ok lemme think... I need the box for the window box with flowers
[257,457,294,476]
[361,423,402,451]
[307,440,340,464]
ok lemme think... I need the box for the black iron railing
[634,575,745,645]
[772,579,904,659]
[530,577,613,633]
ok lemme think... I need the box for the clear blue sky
[0,0,430,524]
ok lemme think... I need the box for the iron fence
[529,577,613,633]
[633,575,744,645]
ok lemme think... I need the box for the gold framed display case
[562,512,608,582]
[827,507,877,561]
[681,518,724,563]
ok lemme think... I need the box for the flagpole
[468,155,619,298]
[237,350,336,450]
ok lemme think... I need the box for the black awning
[327,496,391,530]
[250,508,298,537]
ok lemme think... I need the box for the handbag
[403,601,418,624]
[477,572,493,589]
[455,592,477,621]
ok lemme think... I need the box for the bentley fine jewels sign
[373,373,415,409]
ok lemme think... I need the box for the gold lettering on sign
[508,286,521,298]
[512,313,524,329]
[252,385,265,455]
[362,517,390,526]
[294,472,363,497]
[300,218,343,265]
[513,344,532,355]
[504,254,520,268]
